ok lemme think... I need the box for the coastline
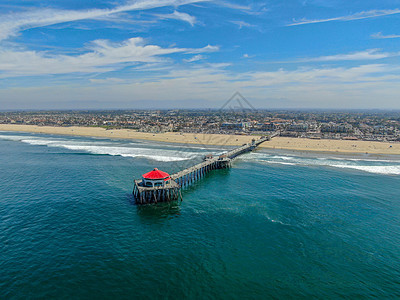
[1,124,399,155]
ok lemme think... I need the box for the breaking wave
[241,152,400,175]
[330,165,400,175]
[0,134,202,162]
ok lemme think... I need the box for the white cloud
[371,32,400,39]
[299,49,399,62]
[0,0,207,41]
[187,44,219,53]
[0,37,219,76]
[244,64,398,87]
[184,54,205,62]
[231,21,255,29]
[89,78,127,84]
[154,10,197,26]
[215,1,267,15]
[216,1,252,11]
[288,8,400,26]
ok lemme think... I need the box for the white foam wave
[20,138,105,147]
[264,160,400,175]
[344,158,400,163]
[267,161,297,166]
[0,135,30,141]
[315,156,400,163]
[331,165,400,175]
[61,144,194,162]
[270,155,294,160]
[0,134,199,162]
[242,152,400,175]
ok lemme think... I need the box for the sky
[1,0,400,110]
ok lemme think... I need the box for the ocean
[0,131,399,299]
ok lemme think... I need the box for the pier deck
[133,133,278,204]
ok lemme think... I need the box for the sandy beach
[1,124,399,155]
[260,137,400,155]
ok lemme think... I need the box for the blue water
[1,132,399,299]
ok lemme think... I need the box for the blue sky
[1,0,400,109]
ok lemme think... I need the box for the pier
[133,133,277,204]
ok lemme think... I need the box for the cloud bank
[0,0,207,41]
[0,37,218,76]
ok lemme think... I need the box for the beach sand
[259,137,400,155]
[1,124,399,155]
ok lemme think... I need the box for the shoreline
[1,124,400,155]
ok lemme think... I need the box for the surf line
[133,133,277,204]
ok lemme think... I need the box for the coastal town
[1,110,399,142]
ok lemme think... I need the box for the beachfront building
[287,123,309,132]
[221,122,251,132]
[142,168,171,187]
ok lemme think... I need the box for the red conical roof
[142,168,170,180]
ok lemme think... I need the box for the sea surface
[0,131,399,299]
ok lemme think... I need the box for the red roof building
[143,168,170,180]
[142,168,171,187]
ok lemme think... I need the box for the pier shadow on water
[126,192,181,222]
[135,201,181,223]
[181,167,232,192]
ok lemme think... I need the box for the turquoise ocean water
[0,131,399,299]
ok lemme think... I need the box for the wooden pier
[133,179,181,205]
[133,134,277,204]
